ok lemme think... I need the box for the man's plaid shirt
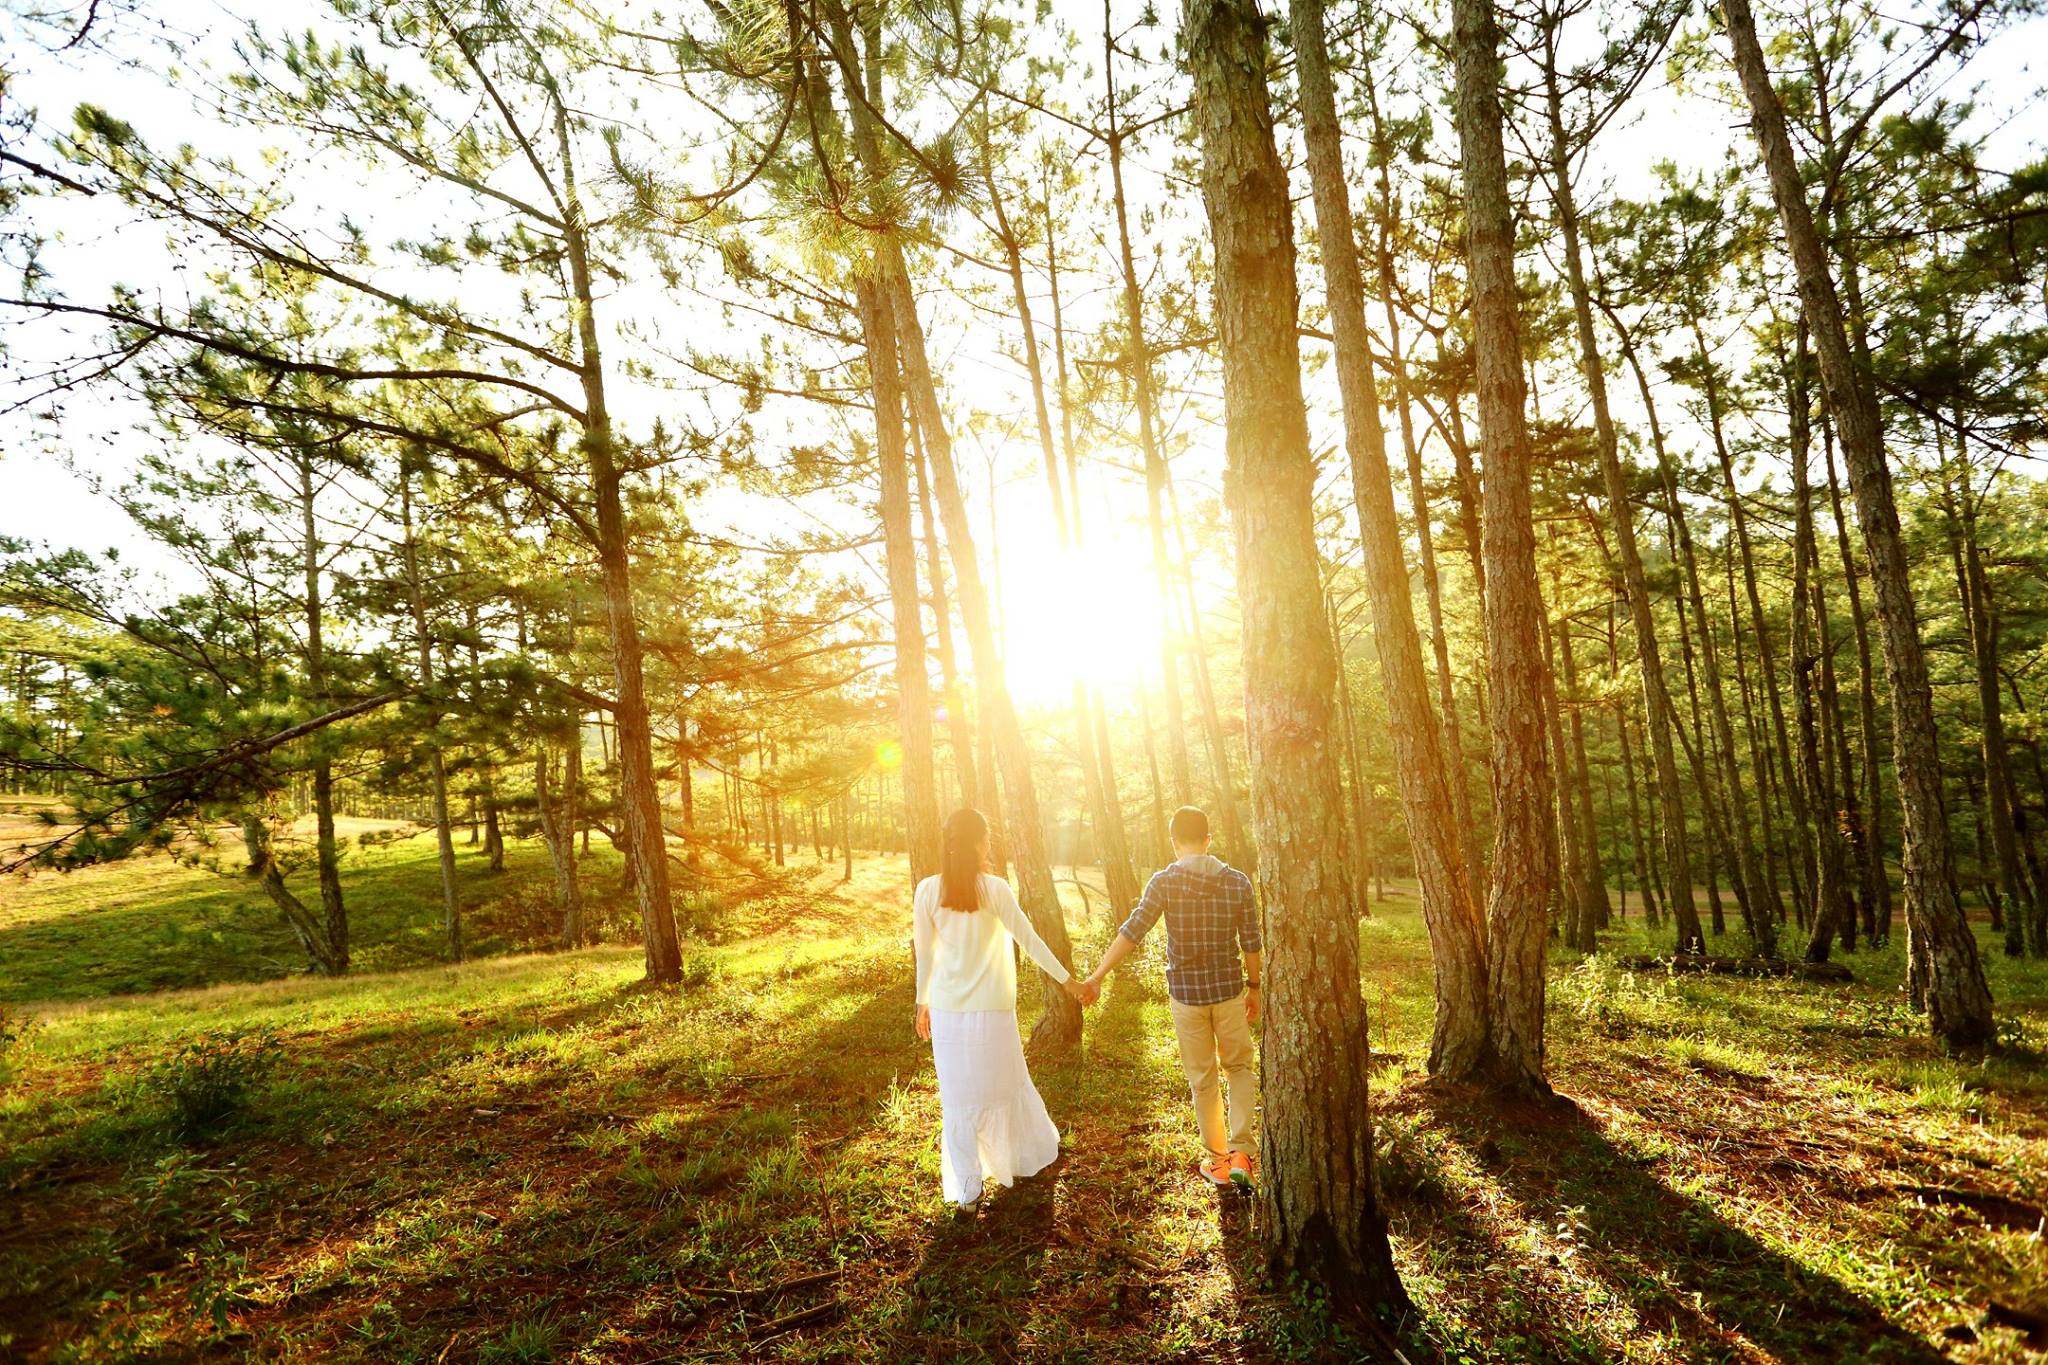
[1116,854,1261,1006]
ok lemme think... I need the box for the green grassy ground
[1,845,2045,1363]
[0,807,624,1001]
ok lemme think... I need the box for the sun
[989,503,1169,710]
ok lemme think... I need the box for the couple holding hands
[911,805,1262,1211]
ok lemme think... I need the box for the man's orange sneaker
[1200,1155,1234,1187]
[1228,1151,1256,1188]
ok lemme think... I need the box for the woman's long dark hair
[939,808,989,911]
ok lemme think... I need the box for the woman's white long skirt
[929,1007,1061,1206]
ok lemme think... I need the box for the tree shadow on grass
[1396,1084,1950,1364]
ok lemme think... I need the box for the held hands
[1063,977,1101,1007]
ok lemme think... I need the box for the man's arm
[1085,873,1165,991]
[1237,873,1263,1024]
[1084,930,1139,989]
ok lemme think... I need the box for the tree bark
[1539,42,1692,958]
[243,817,347,975]
[1452,0,1555,1094]
[1722,0,1993,1048]
[555,101,680,983]
[1183,0,1407,1307]
[859,279,943,885]
[1292,0,1488,1076]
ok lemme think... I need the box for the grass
[0,803,627,1001]
[0,844,2044,1363]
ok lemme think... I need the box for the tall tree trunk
[1721,523,1786,954]
[1624,316,1768,949]
[538,737,583,947]
[1722,0,1993,1048]
[1363,65,1485,882]
[1326,587,1378,912]
[243,817,347,975]
[1183,0,1407,1305]
[1165,477,1254,859]
[1553,587,1607,947]
[400,469,463,963]
[1612,603,1661,925]
[556,109,680,984]
[1949,434,2034,957]
[295,454,348,973]
[1453,0,1556,1093]
[1292,0,1488,1075]
[859,280,943,884]
[1693,315,1804,938]
[1540,605,1586,949]
[820,0,1079,1048]
[1104,4,1194,805]
[1540,43,1693,956]
[1787,327,1855,961]
[911,424,980,813]
[983,159,1140,911]
[1822,411,1892,942]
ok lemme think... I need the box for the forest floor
[1,831,2046,1363]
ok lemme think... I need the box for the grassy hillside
[0,806,627,1002]
[1,845,2045,1362]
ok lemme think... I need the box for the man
[1079,805,1261,1188]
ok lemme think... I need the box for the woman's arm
[912,880,935,1007]
[989,878,1072,984]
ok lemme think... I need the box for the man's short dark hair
[1169,805,1210,846]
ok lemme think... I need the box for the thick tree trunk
[1292,0,1489,1076]
[1452,0,1555,1094]
[1540,51,1692,958]
[859,280,943,885]
[1722,0,1993,1048]
[1183,0,1406,1307]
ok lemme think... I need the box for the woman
[913,808,1090,1211]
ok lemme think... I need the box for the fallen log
[1612,954,1854,982]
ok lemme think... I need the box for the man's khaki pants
[1169,991,1257,1160]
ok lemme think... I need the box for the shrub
[145,1028,282,1137]
[678,948,722,990]
[1375,1111,1452,1206]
